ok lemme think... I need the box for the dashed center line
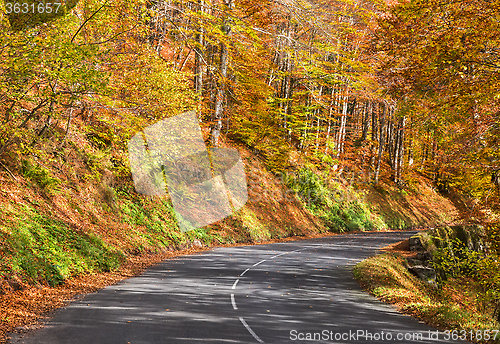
[231,248,310,343]
[229,239,410,343]
[239,317,264,343]
[253,260,266,267]
[231,294,238,310]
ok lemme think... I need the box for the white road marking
[253,260,266,267]
[230,239,406,343]
[239,317,264,343]
[230,246,314,343]
[231,294,238,310]
[271,248,306,258]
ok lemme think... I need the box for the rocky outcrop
[408,236,425,252]
[415,225,488,253]
[406,236,437,287]
[408,265,437,287]
[405,225,486,288]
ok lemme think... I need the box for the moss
[413,225,487,253]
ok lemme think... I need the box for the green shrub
[355,253,500,338]
[283,168,329,206]
[284,168,384,232]
[21,159,61,192]
[433,239,500,323]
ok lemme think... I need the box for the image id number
[444,329,499,341]
[5,2,62,14]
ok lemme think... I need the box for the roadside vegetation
[354,227,500,343]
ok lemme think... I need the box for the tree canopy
[0,0,499,210]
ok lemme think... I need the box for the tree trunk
[210,0,232,147]
[361,101,369,142]
[324,87,335,155]
[370,101,377,169]
[335,88,348,158]
[194,0,204,97]
[371,101,378,143]
[375,102,386,183]
[395,116,406,183]
[314,86,323,152]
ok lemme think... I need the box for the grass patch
[284,168,385,232]
[115,188,229,250]
[185,228,226,247]
[116,189,186,251]
[354,253,500,343]
[0,205,124,286]
[240,207,271,242]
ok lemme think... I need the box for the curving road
[9,231,469,344]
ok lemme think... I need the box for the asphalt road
[9,231,470,344]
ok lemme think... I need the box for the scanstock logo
[127,111,248,232]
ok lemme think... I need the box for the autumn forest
[1,0,499,201]
[0,0,500,341]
